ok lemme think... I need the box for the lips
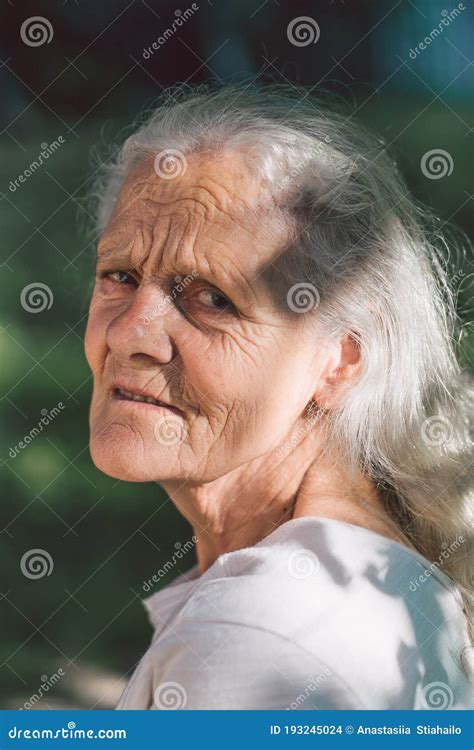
[111,384,184,415]
[115,388,162,405]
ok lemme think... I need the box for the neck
[162,423,405,574]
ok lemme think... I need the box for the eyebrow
[96,247,140,270]
[96,245,253,302]
[96,247,135,266]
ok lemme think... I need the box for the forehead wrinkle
[130,189,228,239]
[101,154,293,306]
[151,200,251,295]
[117,183,213,275]
[123,168,224,213]
[152,202,290,307]
[127,187,227,277]
[110,149,281,241]
[129,220,153,269]
[202,171,276,216]
[121,151,275,224]
[142,204,255,302]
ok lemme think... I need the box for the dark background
[1,0,473,708]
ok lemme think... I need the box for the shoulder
[152,618,359,709]
[178,517,461,639]
[165,517,472,708]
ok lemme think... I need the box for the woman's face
[85,151,326,482]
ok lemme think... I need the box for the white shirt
[115,516,473,709]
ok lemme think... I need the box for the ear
[312,333,362,411]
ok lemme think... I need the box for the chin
[89,422,184,482]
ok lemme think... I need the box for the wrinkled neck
[163,422,399,575]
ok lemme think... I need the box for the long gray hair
[92,84,473,636]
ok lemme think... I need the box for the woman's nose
[105,284,176,365]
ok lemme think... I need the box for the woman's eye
[108,271,136,285]
[196,289,234,312]
[98,270,137,295]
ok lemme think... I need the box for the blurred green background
[1,0,473,708]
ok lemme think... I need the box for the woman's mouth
[112,388,183,415]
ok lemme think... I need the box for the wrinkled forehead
[111,150,279,226]
[106,150,289,248]
[99,151,299,310]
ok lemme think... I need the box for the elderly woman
[85,85,473,710]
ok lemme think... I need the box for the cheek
[178,329,258,405]
[180,327,300,432]
[84,302,109,373]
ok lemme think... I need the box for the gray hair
[92,84,473,637]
